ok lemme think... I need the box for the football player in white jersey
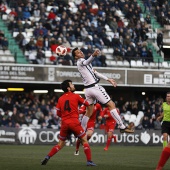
[72,47,134,133]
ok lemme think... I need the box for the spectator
[92,56,102,67]
[35,107,43,120]
[147,48,153,62]
[63,54,73,66]
[108,17,118,32]
[16,6,23,20]
[16,113,26,126]
[26,37,37,51]
[142,115,150,130]
[113,47,123,61]
[36,49,45,64]
[48,9,56,20]
[1,37,8,50]
[49,53,57,65]
[125,46,134,62]
[36,36,44,49]
[23,7,31,20]
[144,0,151,12]
[80,27,89,40]
[0,2,7,15]
[112,34,122,48]
[93,34,103,50]
[99,52,107,67]
[141,47,148,60]
[145,14,151,24]
[8,8,17,21]
[15,31,25,48]
[28,50,37,64]
[23,19,31,29]
[43,37,51,51]
[157,31,163,54]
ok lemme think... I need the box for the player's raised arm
[93,70,117,87]
[82,49,101,65]
[92,49,101,57]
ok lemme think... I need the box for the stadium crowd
[0,0,169,66]
[0,91,163,130]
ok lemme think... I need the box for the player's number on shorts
[64,100,71,112]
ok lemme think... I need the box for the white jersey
[76,56,99,86]
[76,55,110,105]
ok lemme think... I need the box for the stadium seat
[161,61,169,68]
[143,62,149,67]
[8,111,13,116]
[130,60,137,67]
[2,14,8,20]
[29,124,35,128]
[123,60,130,67]
[136,60,143,67]
[45,50,52,57]
[25,38,30,43]
[21,124,28,128]
[47,5,53,11]
[4,50,11,55]
[51,125,59,129]
[105,24,112,32]
[5,9,11,14]
[124,114,131,121]
[72,7,78,13]
[135,111,144,127]
[45,58,53,65]
[106,32,114,38]
[77,42,83,47]
[35,125,41,129]
[129,114,137,123]
[149,62,157,68]
[102,48,108,54]
[32,119,38,125]
[71,41,77,47]
[117,61,124,66]
[108,48,114,54]
[110,60,117,66]
[13,32,19,37]
[106,60,111,66]
[0,50,4,55]
[26,32,33,37]
[106,55,113,60]
[0,56,7,62]
[7,56,15,62]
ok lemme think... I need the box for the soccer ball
[56,45,67,56]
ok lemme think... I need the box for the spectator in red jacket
[48,9,56,20]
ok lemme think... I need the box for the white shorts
[84,84,111,105]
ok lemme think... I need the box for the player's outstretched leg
[109,108,134,133]
[41,156,50,165]
[120,127,134,133]
[87,161,97,166]
[41,144,61,165]
[74,138,81,155]
[83,143,96,166]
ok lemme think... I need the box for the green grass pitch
[0,144,170,170]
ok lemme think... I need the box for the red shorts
[105,122,116,133]
[87,122,95,131]
[59,119,86,141]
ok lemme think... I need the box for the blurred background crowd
[0,91,163,131]
[0,0,169,66]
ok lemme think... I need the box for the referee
[157,92,170,148]
[156,92,170,170]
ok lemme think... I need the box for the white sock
[81,115,89,130]
[110,109,125,129]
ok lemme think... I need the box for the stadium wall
[0,127,164,146]
[0,64,169,88]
